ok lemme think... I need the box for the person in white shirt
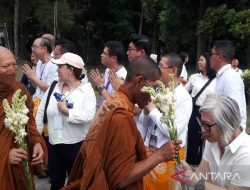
[36,53,96,190]
[176,95,250,189]
[140,53,192,190]
[179,51,189,85]
[210,40,246,129]
[231,58,243,76]
[22,37,58,99]
[90,41,127,107]
[185,52,216,165]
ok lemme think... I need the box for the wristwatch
[194,179,205,190]
[98,86,105,94]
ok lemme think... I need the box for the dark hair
[162,53,183,77]
[65,64,83,80]
[55,38,77,54]
[126,55,160,82]
[104,41,125,64]
[39,37,52,53]
[129,34,152,56]
[213,40,235,63]
[180,51,188,64]
[199,52,216,79]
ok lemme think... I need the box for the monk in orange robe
[62,56,181,190]
[0,47,48,190]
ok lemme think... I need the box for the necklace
[61,81,82,99]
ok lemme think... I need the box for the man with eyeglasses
[175,95,250,189]
[22,37,58,100]
[210,40,246,129]
[140,53,192,189]
[90,40,127,107]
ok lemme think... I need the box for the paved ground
[35,176,50,190]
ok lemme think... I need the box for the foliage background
[0,0,249,68]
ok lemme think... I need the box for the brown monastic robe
[62,86,147,190]
[0,82,48,190]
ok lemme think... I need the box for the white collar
[216,64,231,78]
[228,130,246,154]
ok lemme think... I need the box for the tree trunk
[196,0,206,62]
[14,0,19,59]
[138,1,143,34]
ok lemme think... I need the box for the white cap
[51,52,85,69]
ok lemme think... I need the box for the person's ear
[140,49,145,56]
[134,75,144,89]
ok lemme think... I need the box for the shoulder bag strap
[193,78,213,104]
[43,80,58,124]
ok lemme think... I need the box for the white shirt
[185,73,216,106]
[98,66,127,107]
[203,131,250,187]
[104,66,127,95]
[34,60,58,99]
[216,64,246,128]
[180,65,188,81]
[232,67,243,77]
[36,82,96,145]
[139,84,192,147]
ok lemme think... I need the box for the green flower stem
[20,141,33,190]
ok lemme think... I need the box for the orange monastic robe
[62,86,147,190]
[0,83,48,190]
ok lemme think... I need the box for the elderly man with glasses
[176,94,250,190]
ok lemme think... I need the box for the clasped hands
[9,143,44,165]
[90,69,124,91]
[22,64,36,80]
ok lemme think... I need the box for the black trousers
[186,104,203,166]
[48,141,83,190]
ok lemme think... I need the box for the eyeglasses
[158,65,174,69]
[31,45,45,50]
[197,117,216,132]
[58,64,68,69]
[209,50,221,57]
[127,47,137,52]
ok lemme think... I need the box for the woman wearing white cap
[36,52,96,190]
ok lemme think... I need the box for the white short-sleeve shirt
[34,60,58,99]
[180,65,188,81]
[185,73,216,106]
[203,131,250,187]
[216,64,246,128]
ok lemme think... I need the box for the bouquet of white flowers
[3,89,33,190]
[141,74,180,164]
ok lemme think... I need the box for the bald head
[0,46,16,65]
[125,55,160,82]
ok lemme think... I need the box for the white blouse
[185,73,216,106]
[36,81,96,145]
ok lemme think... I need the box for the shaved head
[0,46,16,66]
[0,46,17,90]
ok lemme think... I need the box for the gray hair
[199,94,241,145]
